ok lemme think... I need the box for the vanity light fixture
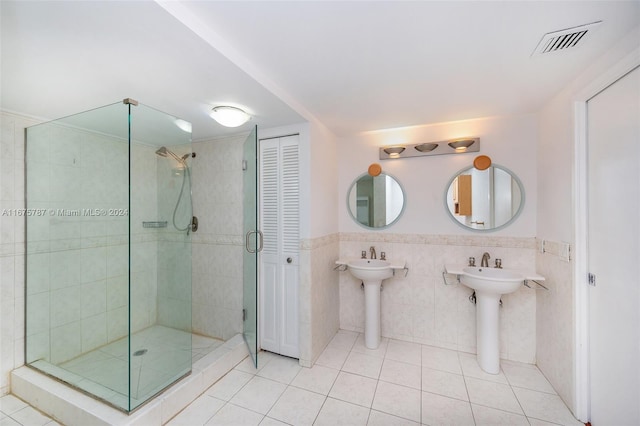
[448,139,476,151]
[383,146,405,157]
[414,143,438,152]
[209,106,251,127]
[379,137,480,160]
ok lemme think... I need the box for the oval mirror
[445,164,524,231]
[347,173,406,229]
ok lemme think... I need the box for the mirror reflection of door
[347,173,405,229]
[446,165,524,231]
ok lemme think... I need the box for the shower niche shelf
[143,221,168,228]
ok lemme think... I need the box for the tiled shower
[23,100,202,412]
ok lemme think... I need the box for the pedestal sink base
[476,292,501,374]
[363,282,381,349]
[345,259,396,350]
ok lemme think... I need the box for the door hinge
[242,308,247,321]
[588,273,596,286]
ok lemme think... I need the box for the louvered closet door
[259,135,299,358]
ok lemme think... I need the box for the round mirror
[444,164,524,231]
[347,173,406,229]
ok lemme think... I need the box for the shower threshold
[12,332,249,425]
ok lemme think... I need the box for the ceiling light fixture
[209,106,251,127]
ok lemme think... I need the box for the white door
[587,66,640,425]
[259,135,300,358]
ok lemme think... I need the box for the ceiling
[2,1,639,140]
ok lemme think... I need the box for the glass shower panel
[25,101,130,409]
[25,100,193,412]
[242,126,258,367]
[128,103,192,411]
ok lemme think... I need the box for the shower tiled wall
[1,112,36,395]
[190,134,245,341]
[338,232,538,363]
[24,122,160,365]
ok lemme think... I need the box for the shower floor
[29,325,223,411]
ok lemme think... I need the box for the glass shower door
[242,126,259,367]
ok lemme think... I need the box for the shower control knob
[287,257,292,263]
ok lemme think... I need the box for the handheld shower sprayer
[155,146,196,234]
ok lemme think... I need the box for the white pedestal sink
[446,265,543,374]
[460,267,524,374]
[341,259,402,349]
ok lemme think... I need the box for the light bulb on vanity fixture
[209,106,251,127]
[382,146,406,158]
[379,137,480,160]
[447,139,476,151]
[414,143,438,152]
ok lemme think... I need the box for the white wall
[334,114,539,361]
[309,121,339,238]
[338,114,538,237]
[536,26,640,417]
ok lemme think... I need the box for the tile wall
[338,233,538,364]
[24,120,159,365]
[190,135,245,341]
[535,239,574,409]
[299,234,340,366]
[1,112,37,395]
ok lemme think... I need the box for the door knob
[287,257,292,263]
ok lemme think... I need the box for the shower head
[155,146,186,164]
[155,147,169,157]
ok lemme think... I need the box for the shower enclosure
[24,99,202,412]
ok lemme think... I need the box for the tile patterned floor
[0,395,58,426]
[168,330,583,426]
[1,330,583,426]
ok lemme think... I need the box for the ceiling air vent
[532,21,602,56]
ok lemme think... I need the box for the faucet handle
[468,257,476,267]
[361,251,367,259]
[495,258,502,269]
[380,252,386,260]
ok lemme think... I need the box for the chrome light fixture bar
[379,137,480,160]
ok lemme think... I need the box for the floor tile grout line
[469,401,530,420]
[308,391,328,425]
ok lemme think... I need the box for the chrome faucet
[370,246,377,260]
[481,252,491,267]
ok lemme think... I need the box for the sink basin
[347,259,394,282]
[460,267,524,295]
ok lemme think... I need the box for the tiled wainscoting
[535,239,575,415]
[338,233,538,364]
